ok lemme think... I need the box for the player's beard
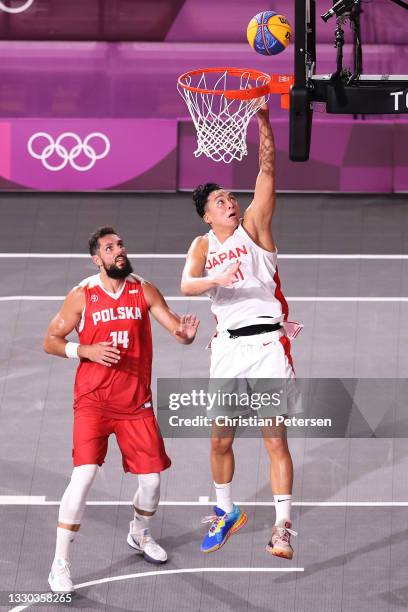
[104,257,133,279]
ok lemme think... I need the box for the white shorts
[210,329,294,379]
[209,329,300,418]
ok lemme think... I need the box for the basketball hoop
[177,67,293,163]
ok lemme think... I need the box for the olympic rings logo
[27,132,111,172]
[0,0,34,14]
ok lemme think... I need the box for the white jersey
[204,222,288,332]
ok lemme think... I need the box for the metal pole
[290,0,313,161]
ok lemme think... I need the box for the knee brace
[58,464,98,525]
[133,472,161,513]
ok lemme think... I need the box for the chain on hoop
[178,68,272,164]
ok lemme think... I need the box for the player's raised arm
[143,281,199,344]
[43,286,121,366]
[243,103,276,248]
[181,235,241,296]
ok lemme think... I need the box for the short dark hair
[192,183,221,218]
[88,226,118,255]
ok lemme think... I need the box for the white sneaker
[48,559,75,593]
[127,521,167,564]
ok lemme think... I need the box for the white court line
[1,497,408,507]
[74,566,304,589]
[0,253,408,260]
[75,566,304,588]
[275,254,408,260]
[8,568,304,612]
[0,253,184,259]
[0,496,46,504]
[0,296,408,302]
[165,297,408,303]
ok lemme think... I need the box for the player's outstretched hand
[247,84,268,114]
[215,260,241,288]
[174,314,200,344]
[79,341,121,367]
[257,101,269,116]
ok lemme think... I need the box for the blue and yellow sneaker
[200,504,247,553]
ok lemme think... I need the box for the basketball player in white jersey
[181,102,298,559]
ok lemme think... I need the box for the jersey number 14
[110,330,129,348]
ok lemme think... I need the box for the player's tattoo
[258,117,275,177]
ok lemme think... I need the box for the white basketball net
[178,70,270,164]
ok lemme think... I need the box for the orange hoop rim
[178,67,276,101]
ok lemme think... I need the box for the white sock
[132,511,152,535]
[214,481,233,514]
[274,494,292,525]
[54,527,77,563]
[132,473,161,535]
[53,464,98,564]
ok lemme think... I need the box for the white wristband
[65,342,80,359]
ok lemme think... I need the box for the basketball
[247,11,292,56]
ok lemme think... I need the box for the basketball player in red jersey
[181,103,299,558]
[44,226,199,593]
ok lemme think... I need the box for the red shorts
[72,411,171,474]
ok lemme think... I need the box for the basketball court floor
[1,191,408,611]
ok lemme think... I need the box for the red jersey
[73,273,153,419]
